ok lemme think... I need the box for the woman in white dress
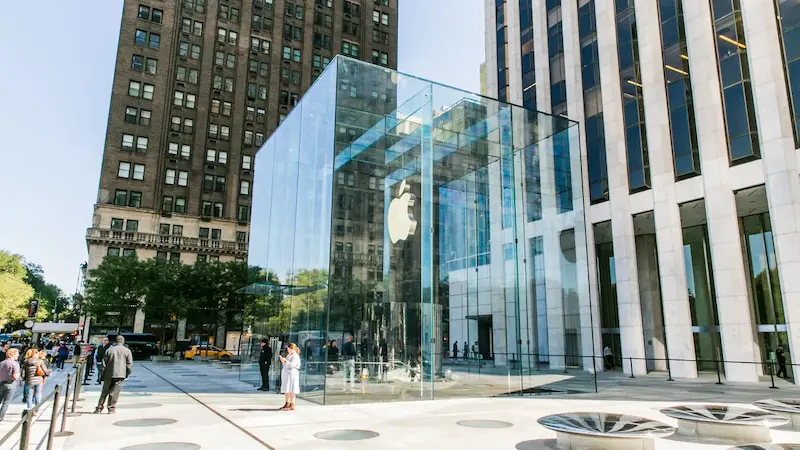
[279,343,301,410]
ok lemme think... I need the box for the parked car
[184,345,233,361]
[107,333,159,360]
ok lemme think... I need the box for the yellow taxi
[184,345,233,361]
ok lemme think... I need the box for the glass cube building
[241,56,597,404]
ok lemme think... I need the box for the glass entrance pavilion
[243,56,596,404]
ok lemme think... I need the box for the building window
[152,9,163,23]
[237,205,249,221]
[775,0,800,147]
[162,196,173,212]
[107,247,121,257]
[313,32,332,49]
[159,223,170,235]
[131,54,144,71]
[114,189,127,206]
[240,180,250,195]
[118,162,131,178]
[710,0,761,163]
[214,203,224,218]
[315,12,332,27]
[123,249,135,257]
[165,169,176,184]
[133,164,145,180]
[111,218,124,230]
[136,136,148,152]
[129,191,142,208]
[224,77,234,92]
[173,225,183,236]
[202,202,212,216]
[293,48,301,62]
[139,110,151,125]
[343,21,360,37]
[242,155,252,170]
[345,1,361,16]
[221,125,230,140]
[209,123,219,138]
[169,252,181,262]
[128,81,141,97]
[137,5,150,20]
[157,251,167,261]
[283,46,291,60]
[237,231,247,242]
[125,220,139,232]
[178,171,188,186]
[145,58,157,74]
[175,197,186,213]
[122,134,134,150]
[135,29,147,46]
[342,41,359,57]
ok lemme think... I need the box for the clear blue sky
[0,0,485,294]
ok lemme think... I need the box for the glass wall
[519,0,536,110]
[615,0,651,192]
[657,0,701,179]
[496,0,509,102]
[245,57,591,404]
[709,0,761,163]
[579,0,609,204]
[774,0,800,147]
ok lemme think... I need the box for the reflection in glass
[774,0,800,147]
[657,0,701,179]
[741,214,784,325]
[682,225,721,371]
[244,56,589,404]
[709,0,761,163]
[615,0,651,192]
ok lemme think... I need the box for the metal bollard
[666,356,674,382]
[715,360,724,385]
[83,358,92,386]
[19,409,32,450]
[54,373,74,437]
[69,364,82,416]
[46,385,61,450]
[769,362,779,389]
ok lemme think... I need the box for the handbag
[35,364,45,377]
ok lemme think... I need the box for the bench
[754,399,800,431]
[537,412,675,450]
[659,404,788,444]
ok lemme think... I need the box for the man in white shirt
[603,345,614,369]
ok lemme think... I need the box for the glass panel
[245,56,590,404]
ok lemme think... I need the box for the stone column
[682,0,758,381]
[594,0,648,375]
[133,308,145,333]
[741,1,800,379]
[632,0,698,378]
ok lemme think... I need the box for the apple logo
[387,179,417,244]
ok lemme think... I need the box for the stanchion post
[46,385,61,450]
[54,373,74,437]
[19,409,31,450]
[715,360,723,385]
[666,356,674,382]
[629,357,635,379]
[769,361,779,389]
[69,365,81,415]
[83,357,92,385]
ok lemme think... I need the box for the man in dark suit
[94,338,110,384]
[258,339,273,391]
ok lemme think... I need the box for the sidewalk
[29,360,800,449]
[0,362,80,450]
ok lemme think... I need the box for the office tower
[85,0,398,338]
[486,0,800,383]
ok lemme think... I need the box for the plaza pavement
[15,360,800,450]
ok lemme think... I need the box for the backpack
[35,363,45,377]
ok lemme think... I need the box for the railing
[86,227,248,255]
[0,360,86,449]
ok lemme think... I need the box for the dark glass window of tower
[547,0,572,212]
[519,0,536,110]
[580,0,608,203]
[496,0,508,102]
[657,0,701,179]
[709,0,761,163]
[774,0,800,148]
[615,0,650,193]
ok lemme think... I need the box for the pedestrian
[94,338,110,384]
[20,349,36,404]
[342,336,357,387]
[37,350,51,389]
[279,343,301,411]
[326,340,339,362]
[472,341,479,360]
[94,335,133,414]
[56,343,68,370]
[257,338,273,391]
[0,343,9,361]
[22,349,50,415]
[304,340,313,362]
[452,341,458,360]
[603,345,614,369]
[0,348,20,422]
[777,345,789,379]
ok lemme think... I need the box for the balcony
[86,227,248,256]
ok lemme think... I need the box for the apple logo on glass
[387,179,417,244]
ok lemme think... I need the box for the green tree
[84,255,148,332]
[141,259,194,353]
[0,251,34,330]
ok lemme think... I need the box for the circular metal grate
[114,418,177,427]
[313,430,380,441]
[457,420,514,429]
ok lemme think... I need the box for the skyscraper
[85,0,398,336]
[486,0,800,383]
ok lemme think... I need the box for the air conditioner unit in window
[177,82,185,87]
[207,164,215,170]
[169,158,178,163]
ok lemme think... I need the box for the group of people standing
[451,341,481,360]
[0,346,55,421]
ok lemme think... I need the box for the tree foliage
[0,251,35,329]
[84,255,149,331]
